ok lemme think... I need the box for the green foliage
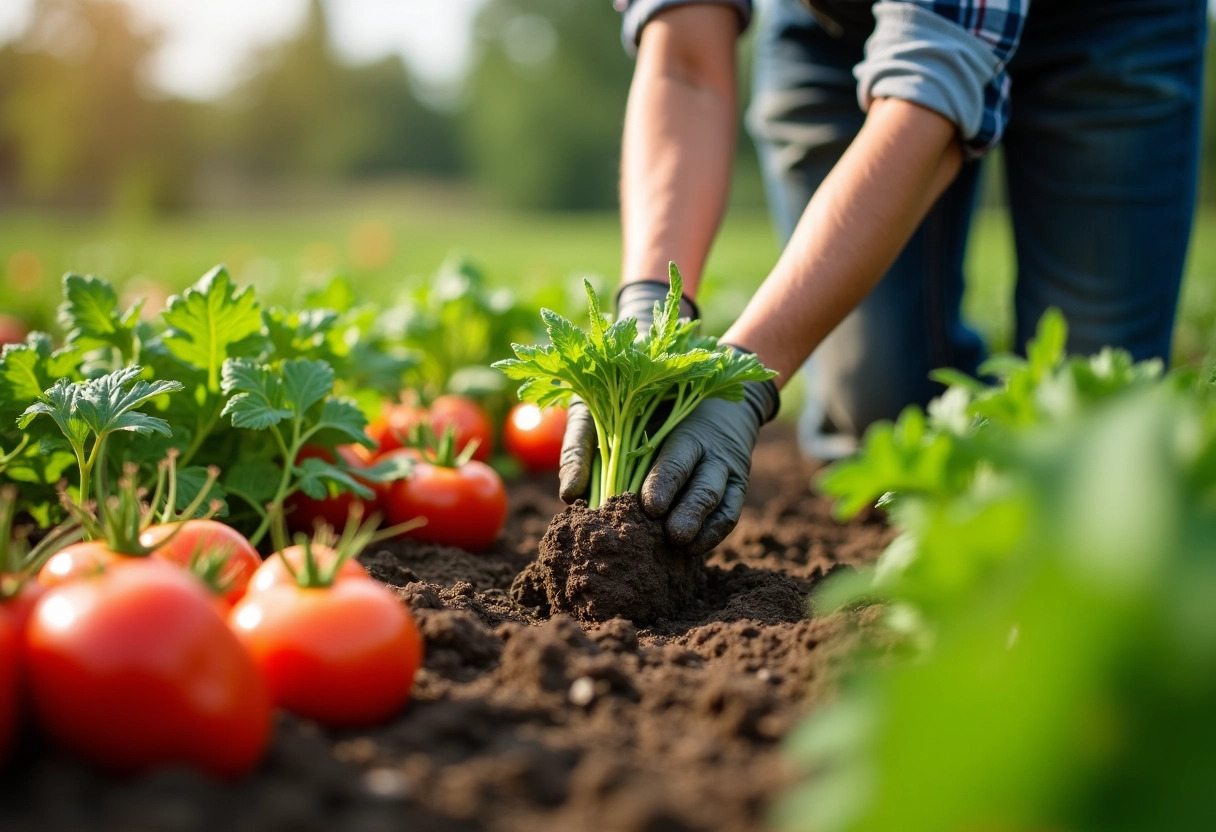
[495,263,776,505]
[0,267,420,543]
[777,312,1216,832]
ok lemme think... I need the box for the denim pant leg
[748,0,986,441]
[1004,0,1207,361]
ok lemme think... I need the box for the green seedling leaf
[281,359,334,416]
[57,273,142,362]
[294,456,375,501]
[495,263,776,505]
[0,334,83,422]
[307,398,372,448]
[220,358,293,430]
[162,266,265,392]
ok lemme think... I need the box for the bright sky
[0,0,488,100]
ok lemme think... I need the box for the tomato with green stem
[25,560,272,777]
[504,403,567,473]
[428,394,494,463]
[381,426,506,552]
[246,542,368,595]
[140,519,262,607]
[229,520,423,727]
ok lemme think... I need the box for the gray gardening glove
[640,371,780,555]
[558,280,699,503]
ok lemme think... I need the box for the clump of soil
[511,492,706,624]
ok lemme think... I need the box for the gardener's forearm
[722,97,963,385]
[621,4,739,296]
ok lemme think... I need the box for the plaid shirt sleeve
[613,0,752,57]
[862,0,1029,156]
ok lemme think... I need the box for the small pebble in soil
[568,676,596,707]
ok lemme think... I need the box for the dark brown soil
[512,492,706,624]
[0,423,893,832]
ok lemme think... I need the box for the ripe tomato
[140,520,262,607]
[229,579,423,727]
[245,543,369,596]
[37,540,120,588]
[368,400,429,458]
[381,450,506,552]
[0,611,17,762]
[504,403,567,472]
[24,561,271,777]
[1,580,46,634]
[286,445,379,534]
[428,394,493,463]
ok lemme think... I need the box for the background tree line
[0,0,1212,215]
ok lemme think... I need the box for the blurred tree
[461,0,634,211]
[218,0,460,180]
[0,0,196,213]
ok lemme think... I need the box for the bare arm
[722,97,963,385]
[620,4,739,294]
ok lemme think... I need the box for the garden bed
[1,423,891,832]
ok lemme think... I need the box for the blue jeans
[748,0,1208,438]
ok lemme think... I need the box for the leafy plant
[494,263,776,506]
[0,267,415,538]
[775,312,1216,832]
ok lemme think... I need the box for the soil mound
[511,493,706,624]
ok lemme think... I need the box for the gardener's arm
[639,97,961,553]
[620,3,740,295]
[720,96,961,382]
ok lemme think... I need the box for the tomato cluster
[0,516,424,776]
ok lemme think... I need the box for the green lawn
[3,201,1214,368]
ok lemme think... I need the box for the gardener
[559,0,1207,555]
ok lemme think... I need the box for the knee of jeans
[815,351,937,439]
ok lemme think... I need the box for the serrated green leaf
[294,456,374,500]
[0,335,84,421]
[359,453,414,484]
[220,358,292,430]
[281,359,334,415]
[72,366,183,439]
[57,274,140,360]
[162,266,265,392]
[306,398,371,447]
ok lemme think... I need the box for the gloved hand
[557,280,698,503]
[639,375,779,555]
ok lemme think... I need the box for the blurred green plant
[774,312,1216,832]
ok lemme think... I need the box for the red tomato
[504,403,568,472]
[0,611,17,761]
[1,581,46,634]
[140,520,262,607]
[229,579,422,727]
[0,315,27,346]
[245,543,369,596]
[24,561,271,777]
[286,445,379,534]
[37,540,119,588]
[428,395,493,463]
[368,400,429,458]
[381,450,506,552]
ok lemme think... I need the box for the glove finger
[640,434,704,518]
[683,479,747,557]
[558,402,597,503]
[664,459,731,547]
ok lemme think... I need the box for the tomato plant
[245,542,368,595]
[428,394,494,463]
[230,577,422,727]
[286,445,379,534]
[381,431,506,552]
[503,403,567,472]
[25,560,271,777]
[230,524,422,727]
[140,519,262,607]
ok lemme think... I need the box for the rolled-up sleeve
[855,0,1029,156]
[614,0,752,56]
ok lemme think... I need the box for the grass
[2,198,1214,369]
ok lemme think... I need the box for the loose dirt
[0,423,893,832]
